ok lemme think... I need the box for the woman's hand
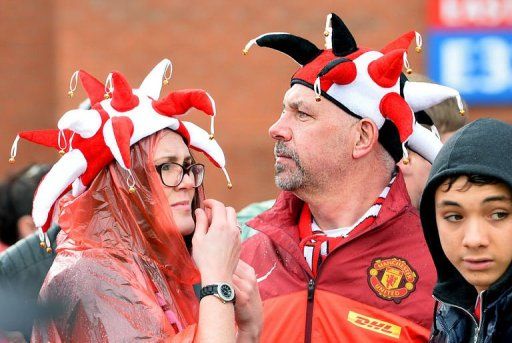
[233,260,263,342]
[192,199,241,285]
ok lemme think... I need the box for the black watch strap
[200,284,218,299]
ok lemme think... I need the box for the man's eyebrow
[436,200,461,208]
[286,99,303,110]
[483,195,512,204]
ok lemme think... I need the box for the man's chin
[275,175,301,191]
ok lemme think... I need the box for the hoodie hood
[420,118,512,309]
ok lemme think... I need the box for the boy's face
[435,176,512,293]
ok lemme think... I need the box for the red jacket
[241,172,435,342]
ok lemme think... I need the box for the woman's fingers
[193,208,208,239]
[203,199,227,230]
[235,260,255,279]
[233,274,249,304]
[226,206,238,232]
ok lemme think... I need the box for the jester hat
[9,59,231,249]
[243,13,465,163]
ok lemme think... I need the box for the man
[241,13,464,342]
[427,98,468,143]
[407,73,468,143]
[0,164,52,250]
[239,103,453,234]
[420,118,512,341]
[397,84,468,208]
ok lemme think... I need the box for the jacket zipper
[432,295,481,342]
[300,205,408,342]
[305,278,315,343]
[473,291,485,343]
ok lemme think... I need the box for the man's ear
[17,215,36,239]
[397,154,412,175]
[352,119,379,159]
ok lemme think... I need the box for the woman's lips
[462,258,494,271]
[171,201,191,211]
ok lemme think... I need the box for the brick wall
[1,0,510,210]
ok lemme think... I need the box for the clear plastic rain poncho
[32,130,202,342]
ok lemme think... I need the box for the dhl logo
[347,311,401,339]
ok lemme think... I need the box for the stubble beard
[274,142,307,191]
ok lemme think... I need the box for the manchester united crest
[367,257,418,303]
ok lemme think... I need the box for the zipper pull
[307,279,315,301]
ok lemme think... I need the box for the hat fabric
[10,59,231,246]
[244,13,464,163]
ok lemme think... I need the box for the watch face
[218,283,235,302]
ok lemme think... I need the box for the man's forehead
[283,84,315,107]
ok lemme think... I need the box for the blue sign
[427,30,512,105]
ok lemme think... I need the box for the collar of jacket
[247,169,413,268]
[434,261,512,312]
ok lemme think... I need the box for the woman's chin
[175,218,196,236]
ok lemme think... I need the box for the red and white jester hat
[243,13,465,164]
[9,59,231,251]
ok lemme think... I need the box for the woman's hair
[0,164,51,245]
[56,129,201,325]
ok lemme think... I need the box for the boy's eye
[443,213,463,222]
[490,211,509,220]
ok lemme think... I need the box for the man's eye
[443,214,463,222]
[491,211,509,220]
[297,111,310,119]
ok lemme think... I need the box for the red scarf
[298,176,394,277]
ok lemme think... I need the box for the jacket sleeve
[237,200,274,241]
[0,226,59,341]
[31,250,195,342]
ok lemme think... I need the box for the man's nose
[269,115,291,141]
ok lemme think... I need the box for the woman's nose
[177,172,195,189]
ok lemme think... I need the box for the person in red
[241,13,465,342]
[11,59,262,342]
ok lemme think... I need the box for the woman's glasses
[155,163,205,188]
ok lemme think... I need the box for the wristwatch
[200,282,236,304]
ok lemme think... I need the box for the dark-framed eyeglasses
[155,162,205,188]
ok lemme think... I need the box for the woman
[11,59,262,342]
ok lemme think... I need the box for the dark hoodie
[420,118,512,342]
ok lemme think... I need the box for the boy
[420,118,512,342]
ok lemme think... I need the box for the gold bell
[209,134,214,140]
[402,158,409,165]
[59,149,65,156]
[8,157,15,164]
[227,182,233,189]
[242,49,249,55]
[68,90,74,98]
[459,109,465,116]
[104,93,110,99]
[415,46,422,53]
[324,30,330,37]
[163,79,169,85]
[406,68,413,75]
[129,186,136,194]
[39,241,47,249]
[315,95,321,102]
[46,247,52,254]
